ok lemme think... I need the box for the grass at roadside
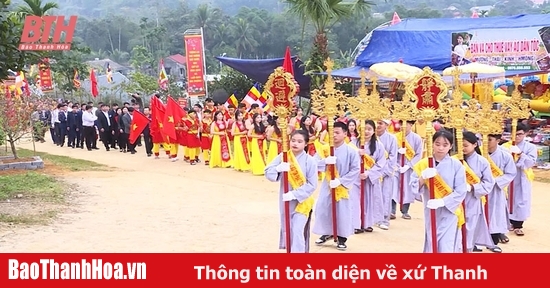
[1,148,108,171]
[0,171,65,224]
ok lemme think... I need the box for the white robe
[313,143,361,238]
[265,151,318,253]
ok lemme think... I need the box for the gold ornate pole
[264,67,297,253]
[502,76,531,214]
[465,83,504,229]
[311,58,348,242]
[442,67,470,253]
[405,67,448,253]
[392,85,419,211]
[347,69,390,230]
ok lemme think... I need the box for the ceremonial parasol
[370,61,423,82]
[442,62,505,99]
[369,61,422,99]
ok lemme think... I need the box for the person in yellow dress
[266,115,282,164]
[231,110,250,172]
[209,111,232,168]
[248,113,267,175]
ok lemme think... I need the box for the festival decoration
[442,62,505,99]
[441,67,472,253]
[264,67,297,253]
[311,58,348,243]
[465,83,504,227]
[347,69,390,230]
[391,79,420,215]
[501,77,531,214]
[405,67,448,253]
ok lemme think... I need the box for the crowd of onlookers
[31,94,154,156]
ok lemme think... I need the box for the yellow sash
[363,154,375,170]
[287,152,315,217]
[347,141,375,170]
[413,158,465,227]
[453,155,486,205]
[320,148,349,202]
[396,132,415,161]
[502,142,535,182]
[488,157,504,178]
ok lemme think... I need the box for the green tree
[122,71,158,96]
[11,0,59,22]
[284,0,373,87]
[0,0,27,80]
[208,67,254,100]
[49,43,91,92]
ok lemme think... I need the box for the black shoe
[81,146,84,149]
[354,229,365,234]
[131,151,136,154]
[93,147,99,150]
[88,148,92,151]
[315,235,333,245]
[147,154,152,157]
[106,148,110,151]
[473,246,483,252]
[337,242,347,250]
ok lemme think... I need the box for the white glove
[325,156,337,165]
[510,145,521,154]
[399,165,410,174]
[397,147,407,154]
[329,178,341,188]
[466,184,472,192]
[282,191,297,202]
[276,162,290,172]
[427,199,445,209]
[421,168,437,179]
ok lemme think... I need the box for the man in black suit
[142,107,153,157]
[97,103,115,151]
[67,104,82,148]
[121,107,137,154]
[58,104,68,147]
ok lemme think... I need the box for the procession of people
[29,63,537,255]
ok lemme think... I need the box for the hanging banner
[38,59,53,92]
[184,34,206,97]
[451,27,550,71]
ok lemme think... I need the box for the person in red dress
[183,110,201,165]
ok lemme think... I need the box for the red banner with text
[184,34,206,98]
[0,253,547,287]
[38,59,53,92]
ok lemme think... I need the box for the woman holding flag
[264,130,317,253]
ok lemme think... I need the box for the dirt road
[1,141,549,253]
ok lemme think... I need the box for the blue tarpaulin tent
[216,56,311,96]
[335,14,550,78]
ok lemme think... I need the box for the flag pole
[311,58,348,243]
[265,67,297,253]
[200,27,208,98]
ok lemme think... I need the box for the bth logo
[19,15,77,51]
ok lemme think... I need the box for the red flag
[282,46,299,93]
[150,96,167,143]
[162,96,186,142]
[471,11,479,18]
[128,110,150,144]
[391,12,401,25]
[90,69,98,97]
